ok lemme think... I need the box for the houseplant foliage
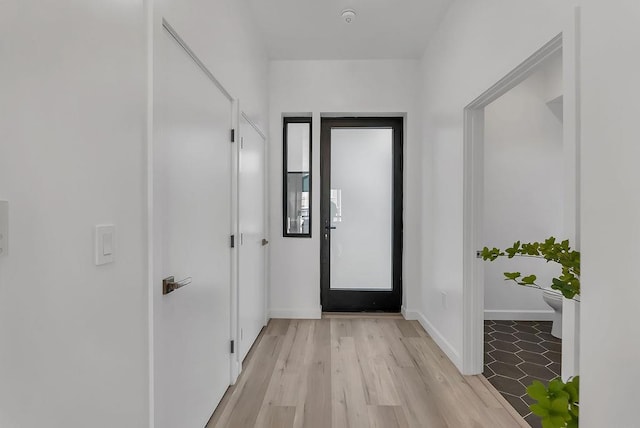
[527,377,580,428]
[480,236,580,299]
[481,237,580,427]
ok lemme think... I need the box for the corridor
[208,316,527,427]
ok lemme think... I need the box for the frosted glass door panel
[330,128,393,290]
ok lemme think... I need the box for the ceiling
[244,0,452,60]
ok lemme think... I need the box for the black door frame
[320,117,403,312]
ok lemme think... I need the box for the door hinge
[476,250,482,259]
[230,340,235,354]
[240,137,244,149]
[230,234,235,248]
[231,129,235,143]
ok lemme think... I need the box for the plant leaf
[549,415,567,427]
[550,396,569,414]
[527,381,548,401]
[541,420,558,428]
[530,403,549,418]
[565,384,578,402]
[547,378,564,393]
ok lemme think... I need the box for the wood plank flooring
[207,317,529,428]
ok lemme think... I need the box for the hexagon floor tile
[483,320,562,428]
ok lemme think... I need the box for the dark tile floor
[483,320,562,428]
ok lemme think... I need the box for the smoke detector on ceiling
[341,9,356,24]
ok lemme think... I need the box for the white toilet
[542,287,563,339]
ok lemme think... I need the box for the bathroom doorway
[484,46,564,426]
[461,32,579,427]
[482,50,565,425]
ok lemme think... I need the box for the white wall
[419,0,640,424]
[0,0,268,426]
[155,0,269,131]
[483,54,564,319]
[579,2,640,426]
[418,0,575,368]
[0,1,148,426]
[535,51,564,103]
[269,60,422,318]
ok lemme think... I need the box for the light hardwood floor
[207,317,529,428]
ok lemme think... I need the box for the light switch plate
[95,225,115,265]
[0,201,8,256]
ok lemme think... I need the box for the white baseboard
[402,307,463,372]
[401,305,409,319]
[484,309,554,321]
[268,307,322,319]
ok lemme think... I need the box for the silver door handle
[162,276,192,295]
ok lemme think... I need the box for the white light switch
[0,201,8,256]
[103,233,113,256]
[95,225,115,265]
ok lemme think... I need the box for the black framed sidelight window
[283,117,312,237]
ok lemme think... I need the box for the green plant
[527,376,579,428]
[481,237,581,427]
[480,236,580,299]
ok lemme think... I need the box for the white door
[238,114,267,362]
[153,25,232,428]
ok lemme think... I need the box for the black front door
[320,117,403,312]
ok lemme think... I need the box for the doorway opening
[462,30,580,425]
[320,117,403,312]
[481,48,564,426]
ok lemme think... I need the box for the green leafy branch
[527,377,580,428]
[480,237,580,299]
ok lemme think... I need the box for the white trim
[268,307,322,319]
[560,7,581,380]
[484,310,554,321]
[145,1,154,426]
[463,33,566,376]
[403,309,462,372]
[562,299,580,380]
[230,99,240,385]
[240,111,267,141]
[462,105,486,375]
[466,35,563,109]
[161,19,233,102]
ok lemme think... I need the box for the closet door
[153,23,233,428]
[238,114,268,362]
